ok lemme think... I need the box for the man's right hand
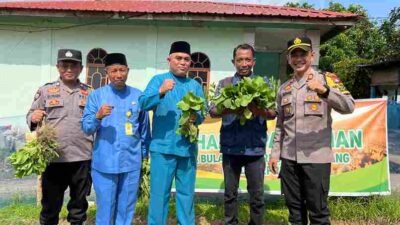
[159,79,175,95]
[96,104,113,119]
[268,158,279,175]
[31,109,46,124]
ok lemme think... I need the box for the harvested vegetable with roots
[212,76,279,125]
[176,92,206,143]
[8,124,59,178]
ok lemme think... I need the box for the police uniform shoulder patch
[80,89,89,96]
[324,72,350,95]
[33,89,42,101]
[79,83,93,90]
[34,81,58,100]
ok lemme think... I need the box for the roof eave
[0,9,359,26]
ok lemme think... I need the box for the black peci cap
[169,41,191,55]
[104,53,127,67]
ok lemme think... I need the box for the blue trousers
[92,169,140,225]
[148,152,197,225]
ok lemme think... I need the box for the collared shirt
[271,70,355,163]
[81,84,151,173]
[139,71,206,157]
[26,79,93,162]
[210,73,270,156]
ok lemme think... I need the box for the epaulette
[34,81,59,100]
[43,81,60,87]
[323,72,350,95]
[79,82,92,90]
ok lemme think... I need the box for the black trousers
[40,160,92,225]
[223,154,265,225]
[280,159,331,225]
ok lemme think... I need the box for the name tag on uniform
[125,122,133,136]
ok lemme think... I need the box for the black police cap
[57,49,82,62]
[169,41,191,55]
[104,53,127,67]
[287,37,312,53]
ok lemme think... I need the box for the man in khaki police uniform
[27,49,93,225]
[268,37,354,225]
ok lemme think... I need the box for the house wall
[371,67,399,86]
[0,24,246,117]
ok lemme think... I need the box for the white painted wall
[0,24,246,117]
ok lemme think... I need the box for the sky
[297,0,398,18]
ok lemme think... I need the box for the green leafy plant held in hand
[176,92,206,143]
[8,124,59,178]
[212,76,279,125]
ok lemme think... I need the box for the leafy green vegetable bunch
[212,76,279,125]
[176,92,206,143]
[8,124,59,178]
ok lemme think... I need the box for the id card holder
[125,122,133,136]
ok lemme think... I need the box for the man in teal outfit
[82,53,151,225]
[139,41,206,225]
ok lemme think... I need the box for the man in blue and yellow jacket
[82,53,150,225]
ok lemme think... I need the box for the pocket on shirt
[78,98,87,116]
[220,124,237,147]
[281,95,293,119]
[128,104,140,121]
[250,119,267,147]
[304,94,323,116]
[45,99,65,119]
[127,105,140,138]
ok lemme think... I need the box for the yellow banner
[195,99,390,195]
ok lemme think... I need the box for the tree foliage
[284,2,314,9]
[333,58,372,99]
[379,7,400,60]
[284,1,400,98]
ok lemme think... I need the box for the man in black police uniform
[27,49,93,225]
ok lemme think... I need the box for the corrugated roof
[0,1,358,19]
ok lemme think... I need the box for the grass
[328,193,400,224]
[0,193,399,225]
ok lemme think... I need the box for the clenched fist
[189,113,197,123]
[307,78,327,95]
[31,109,46,124]
[159,79,175,96]
[96,104,113,119]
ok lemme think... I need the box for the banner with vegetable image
[194,99,390,196]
